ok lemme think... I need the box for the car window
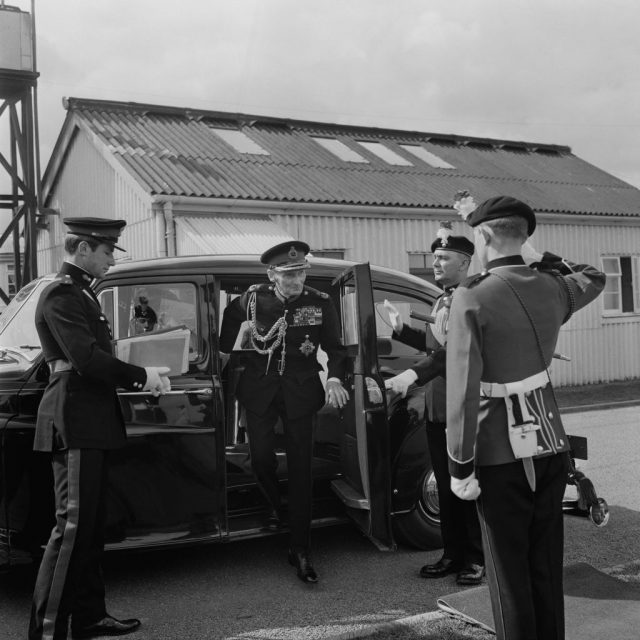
[373,288,434,357]
[105,283,201,362]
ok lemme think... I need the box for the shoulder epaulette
[248,283,272,293]
[51,274,74,286]
[302,285,329,299]
[464,271,491,288]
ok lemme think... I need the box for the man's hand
[521,240,544,266]
[451,473,481,500]
[143,366,172,397]
[326,379,349,409]
[384,369,418,398]
[383,299,403,332]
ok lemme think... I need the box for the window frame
[601,255,640,316]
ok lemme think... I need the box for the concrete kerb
[560,398,640,414]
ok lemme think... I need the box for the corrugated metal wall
[270,210,470,271]
[37,129,156,275]
[270,210,640,386]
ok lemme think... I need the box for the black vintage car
[0,256,604,568]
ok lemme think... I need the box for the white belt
[480,371,548,398]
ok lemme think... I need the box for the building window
[602,256,639,314]
[399,144,455,169]
[209,128,270,155]
[7,264,16,297]
[356,141,413,166]
[408,252,434,283]
[311,137,369,163]
[311,249,345,260]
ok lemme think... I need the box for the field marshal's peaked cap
[63,217,127,251]
[261,240,311,271]
[467,195,536,236]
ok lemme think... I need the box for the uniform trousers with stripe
[29,449,109,640]
[475,454,568,640]
[244,388,314,552]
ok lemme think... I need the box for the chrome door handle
[119,388,213,396]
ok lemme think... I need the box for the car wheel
[393,468,442,549]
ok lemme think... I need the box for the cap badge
[288,246,298,259]
[437,221,452,247]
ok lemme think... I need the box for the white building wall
[270,210,467,271]
[37,129,155,275]
[271,209,640,386]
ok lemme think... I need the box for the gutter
[150,195,640,227]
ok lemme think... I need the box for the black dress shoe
[456,563,485,585]
[72,615,141,638]
[288,549,318,584]
[419,557,461,579]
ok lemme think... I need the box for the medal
[299,335,315,356]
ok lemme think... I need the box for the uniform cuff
[448,459,474,480]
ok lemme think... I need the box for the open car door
[330,263,394,550]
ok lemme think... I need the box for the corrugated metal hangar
[38,97,640,386]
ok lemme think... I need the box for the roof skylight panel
[209,128,270,155]
[356,141,413,166]
[399,144,455,169]
[312,137,369,163]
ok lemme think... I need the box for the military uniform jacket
[34,262,147,452]
[446,255,606,479]
[392,288,453,422]
[220,283,347,419]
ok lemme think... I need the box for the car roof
[105,254,440,297]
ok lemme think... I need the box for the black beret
[467,196,536,236]
[63,217,127,251]
[260,240,311,271]
[430,234,474,256]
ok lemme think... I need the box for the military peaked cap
[63,217,127,251]
[467,196,536,236]
[261,240,311,272]
[430,234,474,256]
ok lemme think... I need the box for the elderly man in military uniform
[29,218,171,640]
[220,241,348,583]
[383,229,484,585]
[445,196,605,640]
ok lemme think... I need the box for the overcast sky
[5,0,640,191]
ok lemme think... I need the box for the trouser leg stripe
[42,450,81,640]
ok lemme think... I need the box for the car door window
[104,283,201,362]
[373,289,434,356]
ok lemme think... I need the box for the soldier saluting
[220,241,349,583]
[445,197,605,640]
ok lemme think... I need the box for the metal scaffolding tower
[0,1,41,302]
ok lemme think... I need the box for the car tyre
[393,468,442,549]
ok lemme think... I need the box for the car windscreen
[0,276,53,370]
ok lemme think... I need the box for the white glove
[143,366,172,397]
[384,369,418,398]
[451,473,481,500]
[383,299,403,332]
[521,240,544,266]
